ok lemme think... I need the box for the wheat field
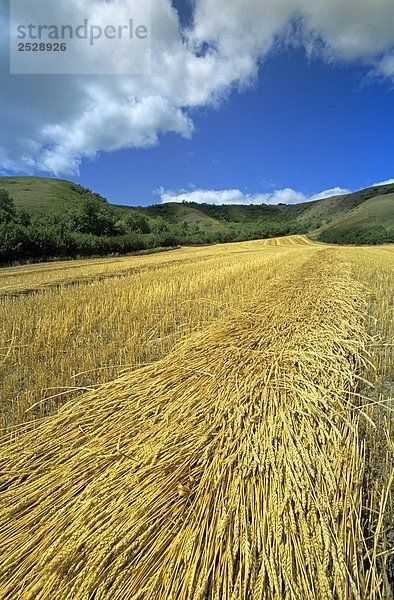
[0,236,393,599]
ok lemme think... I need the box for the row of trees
[227,219,312,240]
[0,190,179,262]
[318,225,394,245]
[0,188,315,263]
[3,186,389,263]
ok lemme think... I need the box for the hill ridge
[0,176,393,260]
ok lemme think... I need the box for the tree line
[2,186,388,264]
[318,225,394,245]
[0,188,315,264]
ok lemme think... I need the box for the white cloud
[157,185,350,205]
[372,178,394,186]
[1,0,394,175]
[297,0,394,61]
[309,186,351,200]
[159,187,247,205]
[0,0,198,175]
[375,53,394,78]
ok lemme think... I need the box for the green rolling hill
[132,201,228,234]
[0,176,105,215]
[1,175,393,233]
[326,193,394,228]
[0,176,393,263]
[313,191,394,244]
[296,184,394,224]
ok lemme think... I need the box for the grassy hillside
[298,183,394,224]
[154,183,394,227]
[0,176,112,215]
[136,202,228,233]
[2,176,394,219]
[2,175,394,232]
[168,201,306,222]
[316,192,394,245]
[0,176,393,261]
[329,193,394,227]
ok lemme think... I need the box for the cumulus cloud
[1,0,198,175]
[157,185,350,205]
[372,178,394,186]
[297,0,394,62]
[1,0,394,174]
[309,186,351,200]
[376,53,394,79]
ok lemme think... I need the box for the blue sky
[75,49,394,205]
[1,0,393,206]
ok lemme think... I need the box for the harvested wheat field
[0,237,393,599]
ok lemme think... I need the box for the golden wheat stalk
[0,249,392,599]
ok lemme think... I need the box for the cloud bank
[158,185,351,205]
[373,178,394,186]
[1,0,394,175]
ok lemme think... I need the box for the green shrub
[318,226,394,245]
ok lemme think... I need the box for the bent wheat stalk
[0,250,392,599]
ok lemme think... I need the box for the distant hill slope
[298,184,394,224]
[315,192,394,245]
[327,193,394,228]
[1,175,393,242]
[0,176,109,214]
[133,202,228,233]
[139,184,394,232]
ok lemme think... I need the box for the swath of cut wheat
[0,240,316,438]
[0,244,393,599]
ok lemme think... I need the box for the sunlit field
[0,237,316,436]
[0,236,393,599]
